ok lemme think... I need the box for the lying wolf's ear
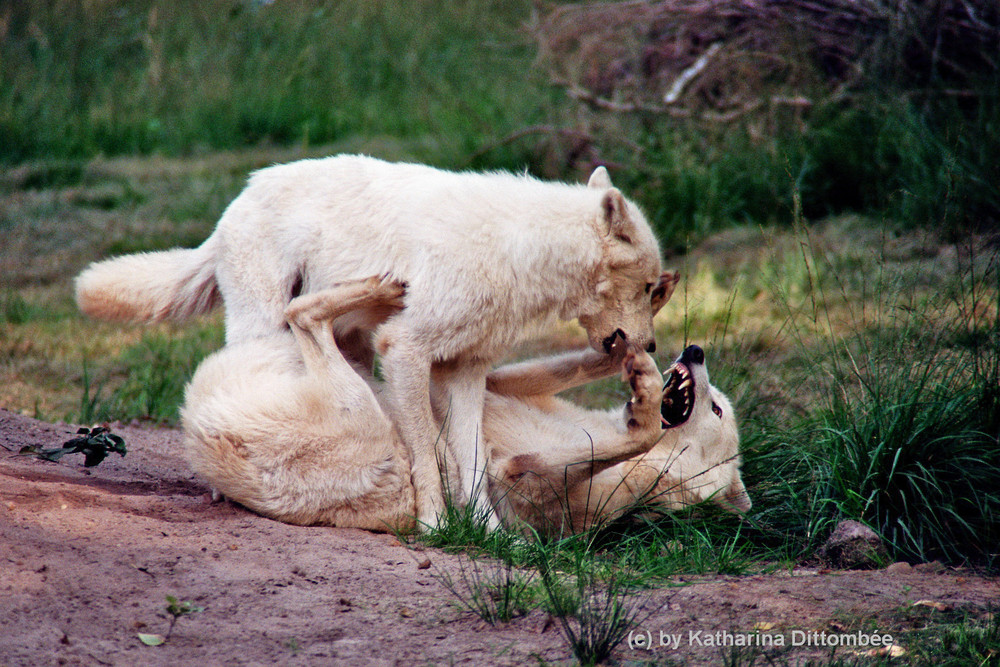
[588,165,613,190]
[599,188,635,243]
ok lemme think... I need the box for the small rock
[886,561,913,574]
[815,520,888,570]
[914,560,946,574]
[912,599,952,611]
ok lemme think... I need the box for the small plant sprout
[137,595,204,646]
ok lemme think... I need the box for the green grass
[415,221,999,657]
[0,1,543,168]
[533,543,658,666]
[4,2,996,247]
[1,5,997,663]
[603,90,1000,252]
[744,230,1000,569]
[1,291,42,325]
[435,554,538,625]
[424,494,668,664]
[78,321,223,423]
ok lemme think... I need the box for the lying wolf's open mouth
[660,362,695,428]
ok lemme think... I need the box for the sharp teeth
[678,379,692,390]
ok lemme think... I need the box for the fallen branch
[663,42,722,105]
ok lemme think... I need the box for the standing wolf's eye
[712,402,723,418]
[644,283,653,294]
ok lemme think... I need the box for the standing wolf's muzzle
[602,328,626,353]
[602,328,657,354]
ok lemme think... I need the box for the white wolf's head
[576,167,663,357]
[641,344,752,513]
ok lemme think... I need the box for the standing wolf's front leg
[376,323,447,530]
[434,361,498,528]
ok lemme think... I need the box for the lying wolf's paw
[366,273,407,306]
[285,275,408,327]
[623,350,663,432]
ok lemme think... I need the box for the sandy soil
[2,408,997,666]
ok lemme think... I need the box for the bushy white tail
[75,239,220,323]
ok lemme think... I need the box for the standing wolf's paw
[623,349,664,432]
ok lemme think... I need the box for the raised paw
[284,275,406,329]
[622,350,664,432]
[365,273,407,307]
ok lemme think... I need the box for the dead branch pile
[531,0,1000,121]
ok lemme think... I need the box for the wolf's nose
[681,345,704,365]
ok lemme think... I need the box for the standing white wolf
[75,155,663,528]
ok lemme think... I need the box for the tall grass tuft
[808,349,1000,566]
[435,554,537,625]
[751,230,1000,568]
[533,542,659,667]
[77,323,223,424]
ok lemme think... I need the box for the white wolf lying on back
[181,275,751,535]
[76,156,663,529]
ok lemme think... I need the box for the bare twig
[663,42,722,105]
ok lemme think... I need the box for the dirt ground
[2,408,997,666]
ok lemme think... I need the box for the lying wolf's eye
[644,282,653,294]
[712,402,723,419]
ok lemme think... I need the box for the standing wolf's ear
[599,188,635,243]
[651,271,680,315]
[587,166,613,190]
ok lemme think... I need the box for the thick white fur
[181,276,750,536]
[76,156,663,529]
